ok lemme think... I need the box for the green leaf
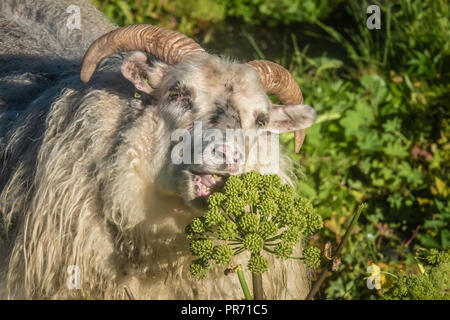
[423,219,447,230]
[117,1,134,25]
[339,102,374,137]
[382,141,409,158]
[296,180,317,199]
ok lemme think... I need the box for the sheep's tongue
[198,174,225,188]
[194,173,226,198]
[201,174,216,187]
[209,174,226,189]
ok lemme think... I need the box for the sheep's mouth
[192,171,227,198]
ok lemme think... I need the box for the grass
[91,0,449,300]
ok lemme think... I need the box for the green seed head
[185,224,195,240]
[189,239,214,259]
[223,197,246,216]
[224,175,245,197]
[277,192,295,214]
[424,248,450,265]
[191,217,206,234]
[242,171,263,187]
[288,211,308,230]
[258,220,278,239]
[241,172,261,204]
[208,192,226,209]
[204,207,225,227]
[257,199,278,219]
[304,212,324,236]
[260,174,282,190]
[281,226,302,244]
[248,254,269,274]
[238,213,259,234]
[303,246,322,269]
[274,241,294,259]
[217,220,238,241]
[243,233,264,254]
[185,171,322,281]
[294,197,313,215]
[212,245,234,266]
[279,184,296,198]
[242,189,260,205]
[189,258,210,279]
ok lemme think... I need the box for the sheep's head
[80,25,316,207]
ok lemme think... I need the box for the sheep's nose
[214,144,243,165]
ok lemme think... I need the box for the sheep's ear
[121,51,166,94]
[267,104,316,133]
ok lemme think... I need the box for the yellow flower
[379,273,386,287]
[369,263,381,277]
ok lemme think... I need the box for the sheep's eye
[255,113,269,128]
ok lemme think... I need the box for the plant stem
[334,203,365,258]
[305,269,328,300]
[124,286,136,300]
[252,273,264,300]
[263,246,276,254]
[242,29,266,60]
[236,265,253,300]
[264,234,282,243]
[305,203,365,300]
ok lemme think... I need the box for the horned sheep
[0,0,315,299]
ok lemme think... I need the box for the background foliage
[91,0,450,299]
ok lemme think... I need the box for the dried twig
[305,203,365,300]
[404,225,421,247]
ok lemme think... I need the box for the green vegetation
[185,172,323,280]
[91,0,343,37]
[385,249,449,300]
[92,0,450,299]
[285,0,449,299]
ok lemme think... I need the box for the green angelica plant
[185,172,324,281]
[384,249,450,300]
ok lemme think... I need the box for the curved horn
[80,24,206,83]
[247,60,306,153]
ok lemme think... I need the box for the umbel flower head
[189,239,214,259]
[302,246,322,269]
[213,245,234,266]
[248,254,269,275]
[185,172,323,279]
[385,249,450,300]
[189,258,210,279]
